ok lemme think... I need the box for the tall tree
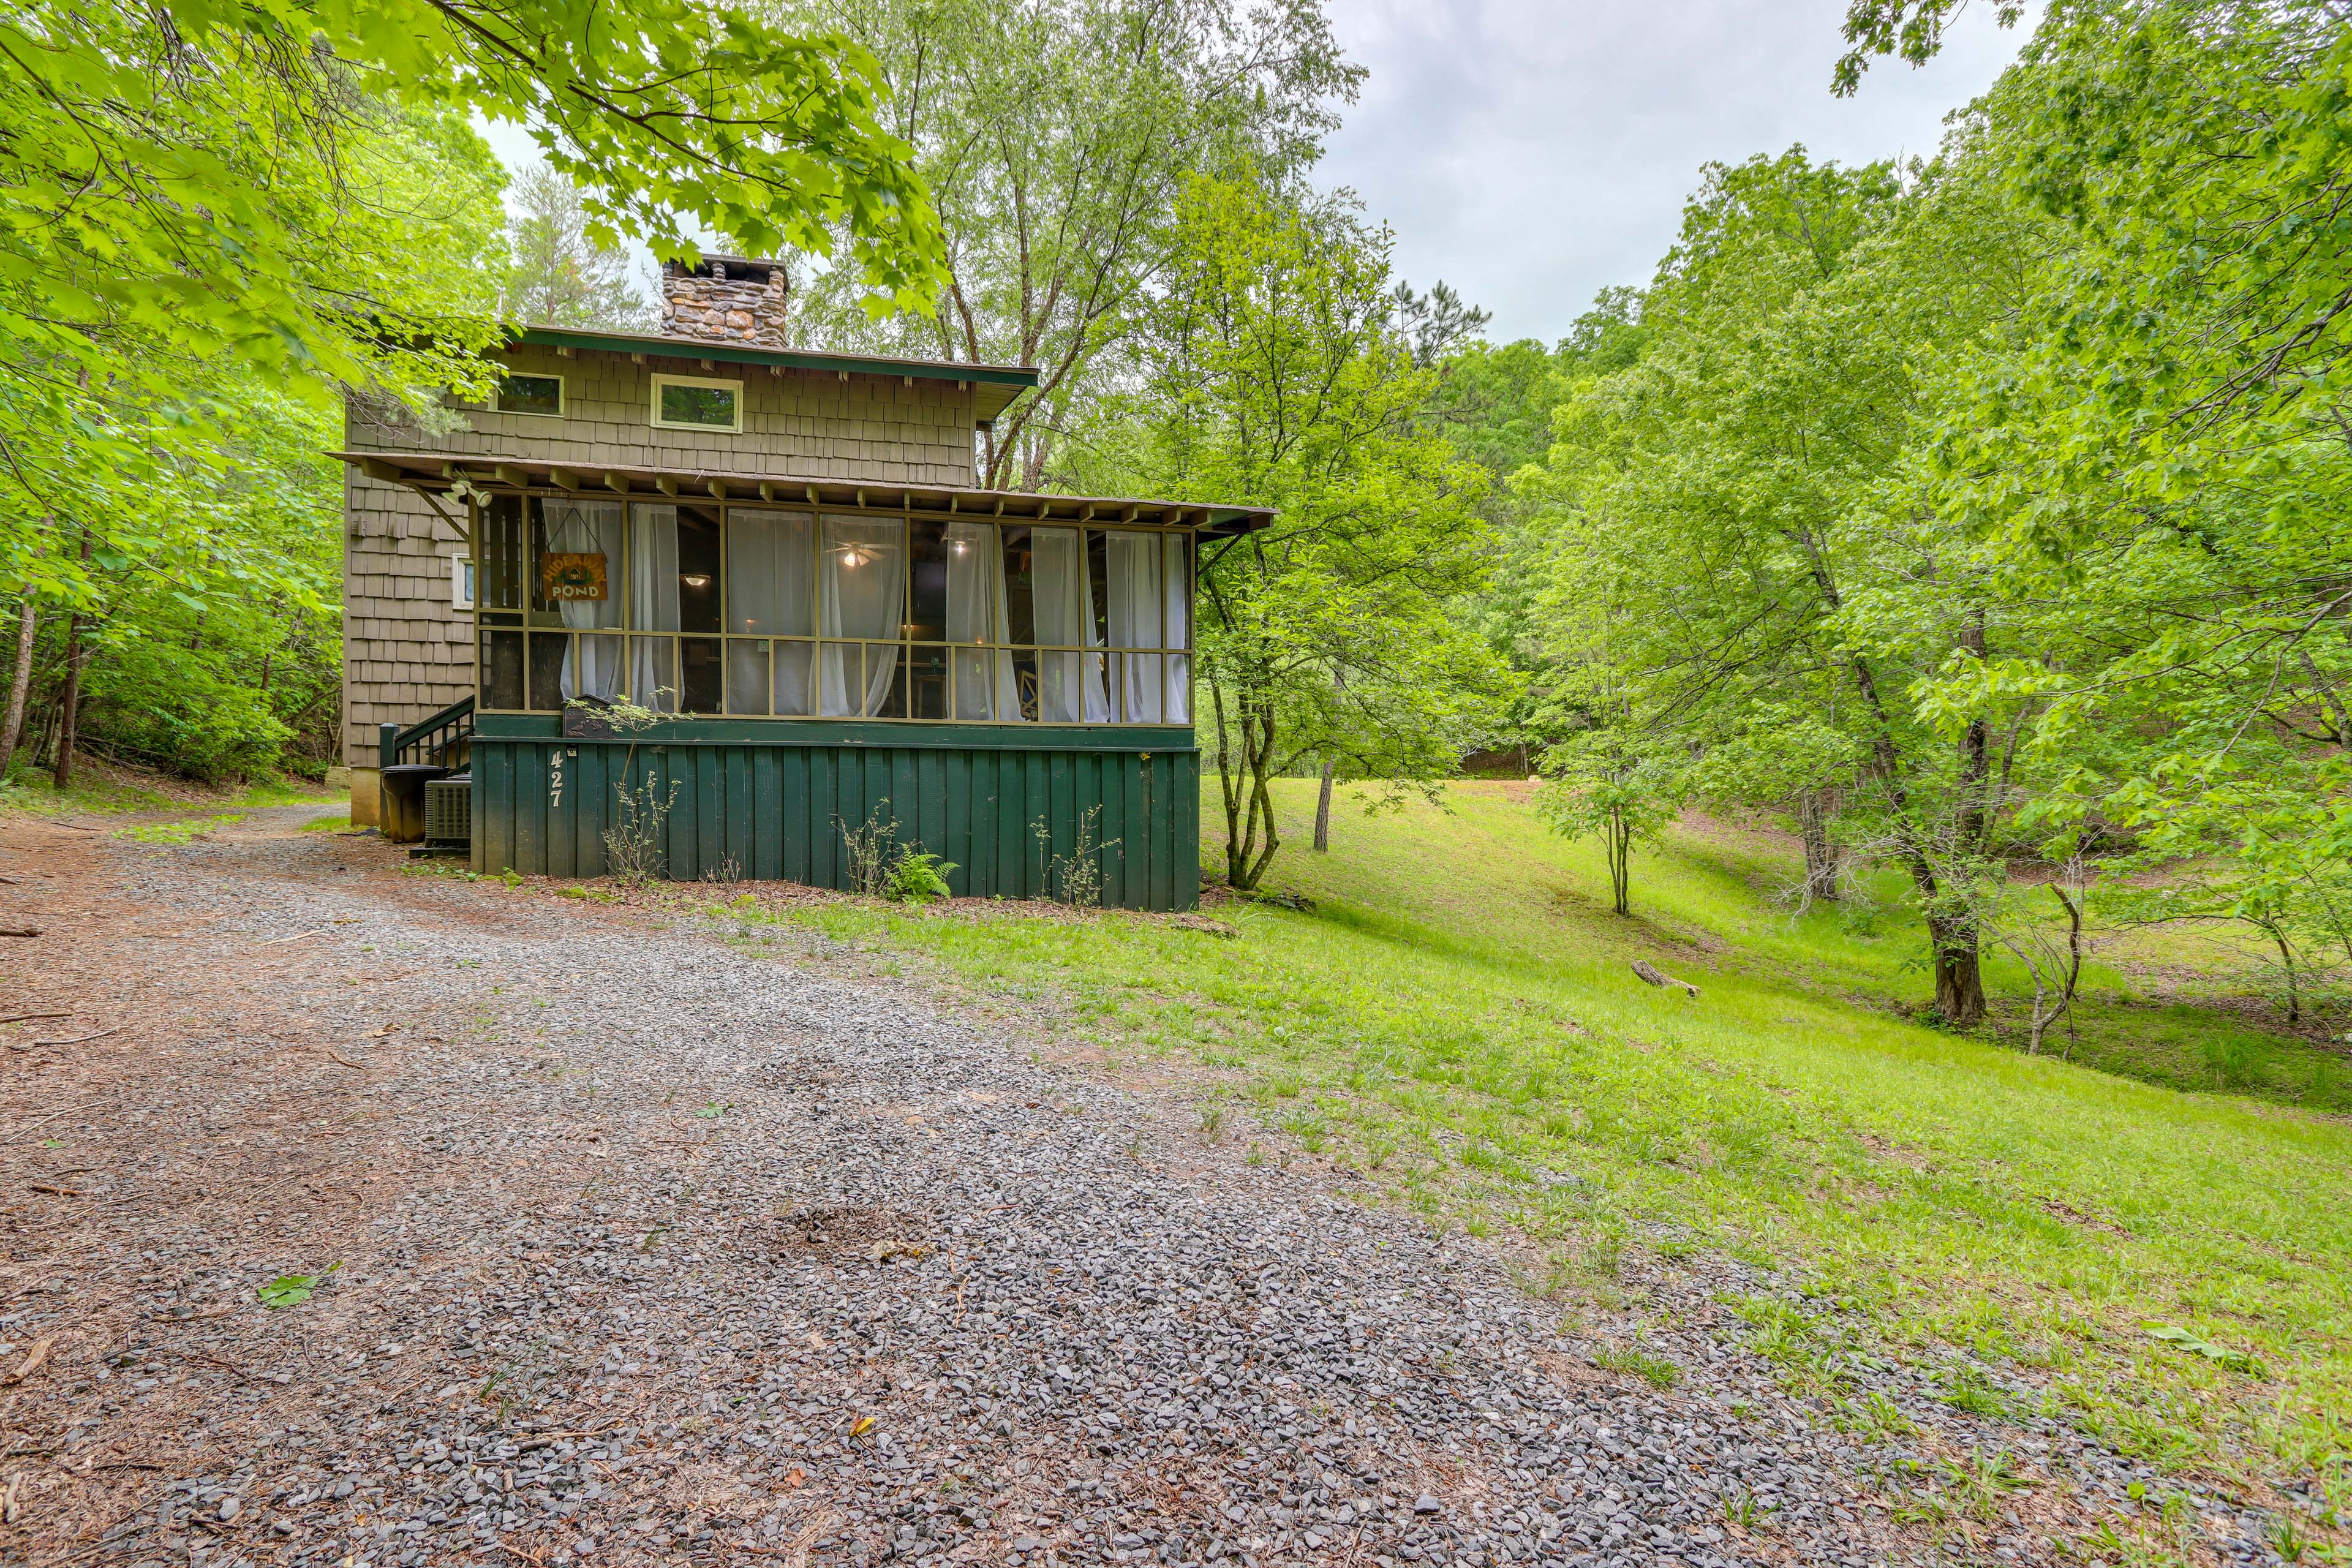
[776,0,1362,489]
[1128,176,1513,889]
[1529,149,2044,1022]
[0,594,31,778]
[0,0,944,421]
[1879,0,2352,1003]
[0,0,947,782]
[1833,0,2026,94]
[1445,290,1649,752]
[504,164,654,330]
[1391,281,1491,369]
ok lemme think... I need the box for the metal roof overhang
[510,326,1039,423]
[333,449,1276,537]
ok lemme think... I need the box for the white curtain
[1106,531,1167,723]
[819,514,905,717]
[1164,533,1191,722]
[726,510,816,715]
[1031,526,1108,723]
[947,521,1022,720]
[628,505,681,710]
[551,501,626,701]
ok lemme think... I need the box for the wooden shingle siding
[467,720,1199,911]
[346,346,979,486]
[340,465,472,775]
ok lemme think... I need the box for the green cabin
[336,256,1269,909]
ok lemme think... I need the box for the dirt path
[0,810,2207,1568]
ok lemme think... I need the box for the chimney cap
[663,254,785,287]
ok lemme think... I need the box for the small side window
[451,555,477,611]
[652,374,742,432]
[494,372,565,417]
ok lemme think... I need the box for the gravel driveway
[0,808,2254,1568]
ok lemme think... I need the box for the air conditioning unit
[423,775,472,848]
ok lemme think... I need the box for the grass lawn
[750,780,2352,1518]
[0,762,337,820]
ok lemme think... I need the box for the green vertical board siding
[1047,753,1071,892]
[943,752,970,898]
[808,750,836,888]
[1123,756,1147,911]
[469,755,489,872]
[724,749,754,879]
[750,750,781,882]
[475,739,510,875]
[998,755,1021,895]
[546,746,576,881]
[1177,752,1200,902]
[467,727,1198,909]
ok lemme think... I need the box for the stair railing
[378,695,476,773]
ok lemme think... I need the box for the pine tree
[503,165,652,330]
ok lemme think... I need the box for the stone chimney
[658,255,790,349]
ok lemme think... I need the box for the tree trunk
[2052,880,2084,1058]
[1219,688,1281,891]
[1238,701,1280,889]
[28,695,58,774]
[1606,806,1632,916]
[51,529,92,791]
[1796,788,1839,902]
[1940,608,1994,1027]
[1312,668,1344,853]
[0,595,34,780]
[51,609,85,791]
[2275,932,2301,1026]
[1210,679,1241,882]
[1929,913,1986,1025]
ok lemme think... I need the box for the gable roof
[510,326,1039,423]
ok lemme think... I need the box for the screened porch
[474,494,1197,727]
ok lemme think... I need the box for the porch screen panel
[480,630,524,710]
[1106,531,1166,723]
[549,500,625,701]
[629,505,682,710]
[946,521,1021,720]
[478,497,529,612]
[818,514,905,717]
[1031,526,1109,723]
[1164,534,1192,722]
[727,510,816,716]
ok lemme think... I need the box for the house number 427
[549,750,565,809]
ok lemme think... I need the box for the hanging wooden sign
[541,552,609,601]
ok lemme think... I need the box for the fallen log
[1630,959,1700,999]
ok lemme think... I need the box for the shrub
[885,848,956,904]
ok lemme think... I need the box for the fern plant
[884,848,957,904]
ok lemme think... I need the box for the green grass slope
[769,780,2352,1512]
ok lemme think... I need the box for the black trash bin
[380,763,450,845]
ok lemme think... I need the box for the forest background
[1,0,2350,1038]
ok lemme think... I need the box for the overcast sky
[483,1,2026,346]
[1316,0,2030,344]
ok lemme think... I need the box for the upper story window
[652,374,742,433]
[494,372,565,418]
